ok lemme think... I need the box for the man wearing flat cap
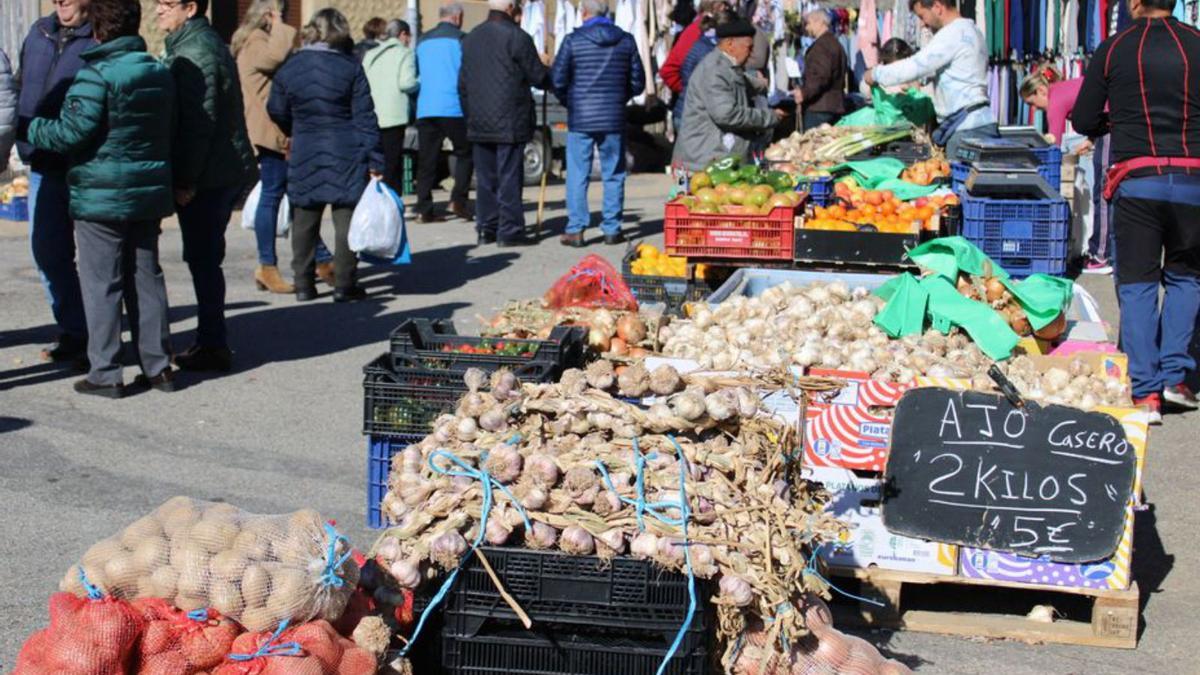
[673,17,783,171]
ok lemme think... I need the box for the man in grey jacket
[673,17,782,171]
[0,49,15,163]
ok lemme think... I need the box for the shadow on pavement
[358,244,519,296]
[1131,504,1173,640]
[845,628,929,670]
[0,416,33,432]
[168,299,469,383]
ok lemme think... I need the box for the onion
[1034,312,1067,340]
[616,314,647,344]
[984,276,1006,302]
[609,337,629,356]
[588,327,612,352]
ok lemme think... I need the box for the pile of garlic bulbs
[1001,355,1132,409]
[660,281,992,383]
[373,368,844,651]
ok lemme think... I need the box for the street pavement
[0,173,1195,673]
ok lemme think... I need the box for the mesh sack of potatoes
[59,497,360,633]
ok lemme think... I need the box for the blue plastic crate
[0,196,29,221]
[961,194,1070,278]
[951,162,970,194]
[367,434,424,529]
[795,175,833,206]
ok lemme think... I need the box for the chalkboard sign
[882,388,1136,563]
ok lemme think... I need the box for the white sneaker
[1163,384,1199,410]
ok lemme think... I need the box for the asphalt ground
[0,173,1194,673]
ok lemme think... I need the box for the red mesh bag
[730,597,912,675]
[213,620,376,675]
[132,598,243,674]
[544,254,638,311]
[13,591,146,675]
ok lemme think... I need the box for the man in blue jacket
[552,0,645,247]
[414,2,474,224]
[15,0,94,367]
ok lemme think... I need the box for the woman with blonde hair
[268,7,383,302]
[234,0,334,292]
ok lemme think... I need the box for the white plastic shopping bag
[240,181,291,237]
[349,177,403,258]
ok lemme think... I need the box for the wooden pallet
[825,566,1140,649]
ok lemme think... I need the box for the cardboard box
[807,467,959,575]
[801,369,912,472]
[958,505,1135,590]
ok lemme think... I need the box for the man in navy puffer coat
[15,4,94,365]
[551,0,645,246]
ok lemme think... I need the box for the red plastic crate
[663,201,796,261]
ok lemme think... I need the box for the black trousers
[416,116,473,216]
[75,218,171,385]
[292,205,356,291]
[380,125,408,196]
[473,142,524,240]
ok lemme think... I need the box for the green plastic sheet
[829,158,906,188]
[1004,274,1075,331]
[904,236,1009,281]
[874,273,929,338]
[873,237,1075,360]
[836,86,936,127]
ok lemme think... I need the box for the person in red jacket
[663,0,728,131]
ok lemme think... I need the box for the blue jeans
[1112,174,1200,397]
[254,150,287,266]
[28,171,87,339]
[565,131,626,236]
[255,149,330,265]
[178,185,240,349]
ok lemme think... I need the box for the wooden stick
[473,548,533,629]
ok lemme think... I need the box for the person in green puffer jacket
[159,0,258,373]
[23,0,176,398]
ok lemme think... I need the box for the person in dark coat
[794,10,846,129]
[459,0,552,247]
[23,0,176,398]
[269,8,384,303]
[15,0,93,366]
[414,1,473,224]
[677,10,737,124]
[354,17,385,61]
[158,0,258,373]
[552,0,644,247]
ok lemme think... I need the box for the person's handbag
[239,180,291,237]
[349,177,406,259]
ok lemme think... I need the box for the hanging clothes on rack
[521,0,547,54]
[553,0,581,57]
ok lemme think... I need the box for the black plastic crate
[450,546,709,633]
[848,140,932,163]
[793,228,920,268]
[620,248,713,316]
[363,354,554,438]
[442,616,708,675]
[389,318,585,375]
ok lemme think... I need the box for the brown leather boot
[255,265,295,294]
[316,261,336,286]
